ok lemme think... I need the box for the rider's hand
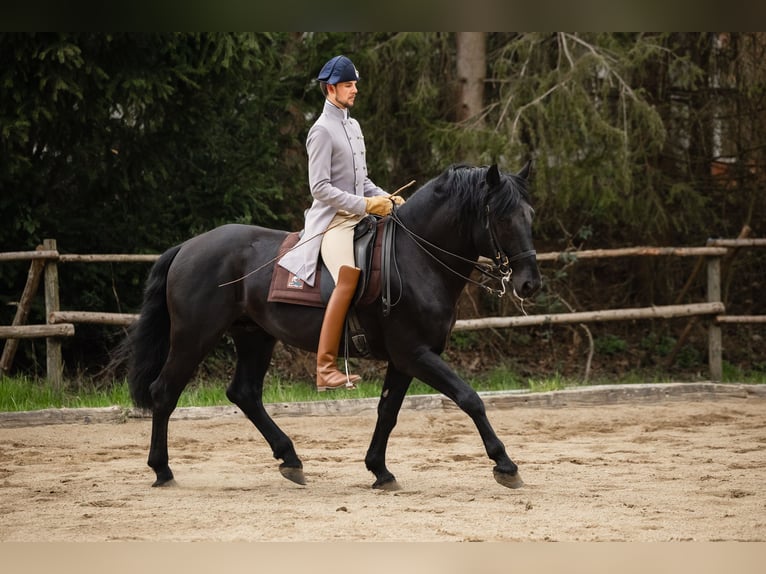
[389,194,405,206]
[365,195,393,216]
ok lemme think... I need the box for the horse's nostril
[523,283,532,298]
[522,280,541,298]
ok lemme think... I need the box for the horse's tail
[124,244,183,410]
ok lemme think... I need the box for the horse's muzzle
[512,269,542,300]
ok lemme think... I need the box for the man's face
[329,81,357,109]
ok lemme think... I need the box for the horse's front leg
[364,364,412,490]
[404,348,524,489]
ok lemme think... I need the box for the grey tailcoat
[278,100,387,286]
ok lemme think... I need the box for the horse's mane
[430,164,529,220]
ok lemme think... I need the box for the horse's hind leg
[147,351,202,486]
[146,323,226,486]
[226,326,305,485]
[147,392,178,486]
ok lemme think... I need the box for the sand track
[1,385,764,542]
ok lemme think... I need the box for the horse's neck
[405,193,477,252]
[397,199,480,294]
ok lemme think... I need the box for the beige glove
[390,194,406,206]
[365,195,394,216]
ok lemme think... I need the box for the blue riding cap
[317,55,360,84]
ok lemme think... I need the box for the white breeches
[320,211,364,284]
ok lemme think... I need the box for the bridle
[485,204,537,278]
[387,192,536,305]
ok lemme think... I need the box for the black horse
[122,162,541,490]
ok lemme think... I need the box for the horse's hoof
[280,465,307,486]
[493,469,524,489]
[151,467,175,487]
[372,478,401,491]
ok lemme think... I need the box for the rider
[278,54,404,392]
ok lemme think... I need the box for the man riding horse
[278,55,405,392]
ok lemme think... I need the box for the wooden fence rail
[452,302,727,330]
[1,237,764,385]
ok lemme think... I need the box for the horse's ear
[487,164,501,187]
[518,160,532,181]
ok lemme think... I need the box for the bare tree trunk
[455,32,486,124]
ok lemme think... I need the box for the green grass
[1,373,520,412]
[0,376,232,412]
[1,363,764,413]
[0,375,448,411]
[0,376,131,411]
[0,367,533,412]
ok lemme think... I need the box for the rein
[388,202,536,304]
[217,219,350,288]
[218,181,416,288]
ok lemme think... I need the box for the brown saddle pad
[268,222,385,309]
[267,232,325,308]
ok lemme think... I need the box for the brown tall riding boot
[316,265,363,391]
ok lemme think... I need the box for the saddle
[268,215,394,356]
[268,215,390,310]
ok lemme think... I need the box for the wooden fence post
[43,239,63,388]
[0,246,45,375]
[707,256,723,381]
